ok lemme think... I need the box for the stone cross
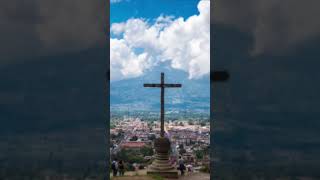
[144,72,181,137]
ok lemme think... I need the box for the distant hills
[110,62,210,112]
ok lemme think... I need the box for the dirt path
[111,172,210,180]
[174,173,210,180]
[112,176,153,180]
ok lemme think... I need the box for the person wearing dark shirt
[118,160,125,176]
[178,156,186,175]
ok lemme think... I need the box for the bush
[140,146,154,156]
[200,165,210,173]
[195,150,204,159]
[126,163,135,171]
[116,149,144,164]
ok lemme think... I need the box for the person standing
[118,160,125,176]
[187,164,193,173]
[111,158,118,177]
[178,156,186,175]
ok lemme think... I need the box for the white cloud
[110,0,123,3]
[110,39,153,81]
[110,0,210,81]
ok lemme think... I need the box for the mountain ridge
[110,62,210,112]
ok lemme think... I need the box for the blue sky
[111,0,200,24]
[110,0,210,81]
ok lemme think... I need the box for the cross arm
[144,84,162,87]
[163,84,182,88]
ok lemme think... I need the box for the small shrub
[200,165,210,173]
[126,163,135,171]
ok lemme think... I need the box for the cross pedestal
[147,137,178,178]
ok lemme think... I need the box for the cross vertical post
[144,72,182,137]
[160,73,165,137]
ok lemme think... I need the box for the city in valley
[110,111,210,174]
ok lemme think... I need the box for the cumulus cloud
[110,0,210,81]
[110,0,124,3]
[110,39,153,81]
[212,0,320,55]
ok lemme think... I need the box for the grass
[150,175,164,180]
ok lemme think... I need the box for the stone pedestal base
[147,152,178,178]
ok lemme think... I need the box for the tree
[110,134,117,139]
[140,146,154,156]
[116,149,144,164]
[110,124,116,129]
[130,135,138,141]
[195,150,204,159]
[148,134,156,141]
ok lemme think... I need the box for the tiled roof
[121,141,146,148]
